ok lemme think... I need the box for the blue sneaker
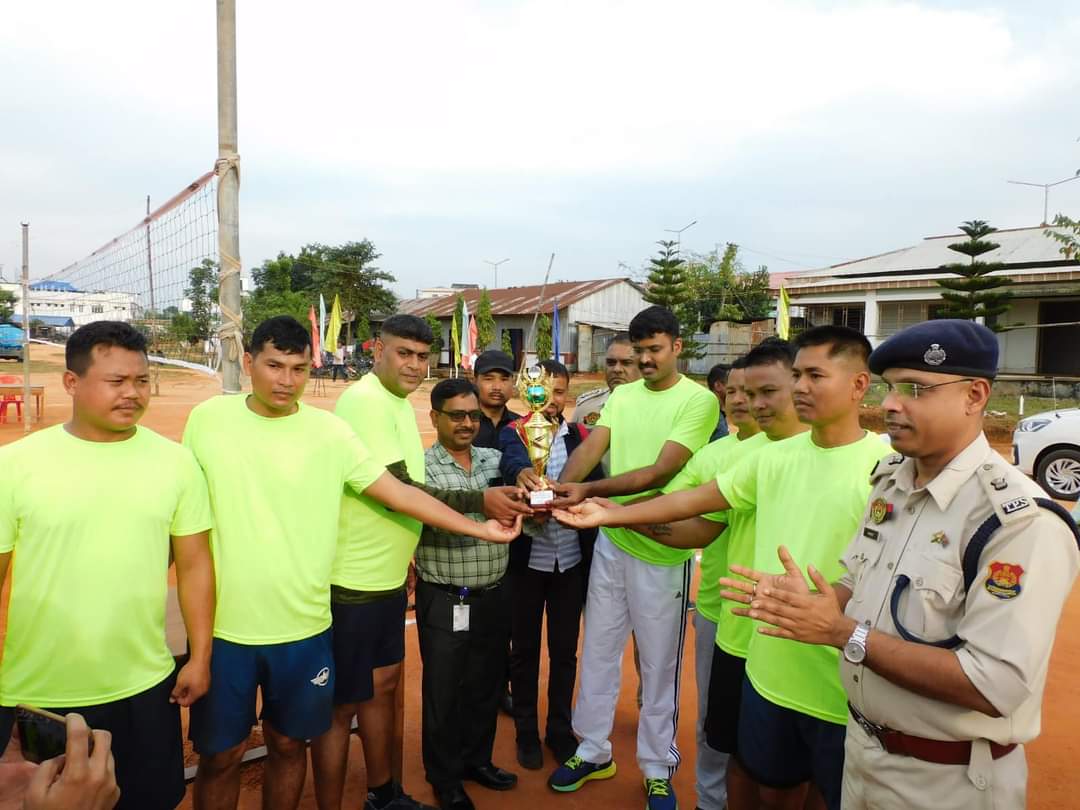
[644,777,677,810]
[547,755,617,792]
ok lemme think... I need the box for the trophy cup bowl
[516,365,558,509]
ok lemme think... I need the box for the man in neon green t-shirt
[312,314,530,810]
[589,343,809,810]
[0,321,215,810]
[546,306,718,810]
[557,326,891,810]
[185,317,521,810]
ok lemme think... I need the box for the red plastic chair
[0,395,22,423]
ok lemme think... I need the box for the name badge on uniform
[453,603,471,632]
[870,497,893,524]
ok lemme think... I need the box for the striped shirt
[415,442,507,588]
[527,420,582,572]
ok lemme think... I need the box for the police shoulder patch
[985,561,1024,600]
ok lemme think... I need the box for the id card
[453,603,470,632]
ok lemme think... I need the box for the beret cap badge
[923,343,946,366]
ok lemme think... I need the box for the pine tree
[501,329,513,356]
[643,240,688,309]
[535,314,553,361]
[936,220,1012,330]
[355,313,371,342]
[476,289,496,350]
[643,239,705,359]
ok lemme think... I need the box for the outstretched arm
[364,471,521,543]
[554,480,730,530]
[559,425,610,483]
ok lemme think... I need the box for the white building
[1,280,138,330]
[395,277,647,371]
[784,225,1080,377]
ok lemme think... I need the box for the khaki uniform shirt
[839,433,1079,746]
[574,387,611,474]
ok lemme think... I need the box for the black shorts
[704,645,746,754]
[330,587,408,705]
[1,670,184,810]
[737,677,845,810]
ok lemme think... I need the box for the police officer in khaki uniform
[718,319,1080,810]
[573,334,640,477]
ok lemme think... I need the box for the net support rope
[214,153,244,375]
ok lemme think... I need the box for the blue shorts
[330,587,407,705]
[737,677,845,810]
[189,630,334,755]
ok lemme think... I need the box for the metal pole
[20,223,32,434]
[146,195,160,396]
[217,0,243,394]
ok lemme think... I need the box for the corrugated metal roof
[398,278,637,317]
[792,225,1077,287]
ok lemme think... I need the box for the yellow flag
[777,285,791,340]
[326,294,343,353]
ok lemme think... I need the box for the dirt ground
[0,345,1076,809]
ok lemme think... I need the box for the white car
[1013,408,1080,501]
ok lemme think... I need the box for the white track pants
[573,530,693,779]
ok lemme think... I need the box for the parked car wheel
[1036,448,1080,501]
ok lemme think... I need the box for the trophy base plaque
[529,488,555,508]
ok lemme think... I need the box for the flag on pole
[777,285,791,340]
[326,294,343,354]
[552,298,560,361]
[464,315,478,371]
[450,301,461,373]
[319,294,327,351]
[308,306,322,368]
[458,298,471,371]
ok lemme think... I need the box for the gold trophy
[515,364,558,508]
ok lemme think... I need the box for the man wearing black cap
[719,319,1080,809]
[473,350,522,450]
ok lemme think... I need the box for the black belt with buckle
[420,578,503,598]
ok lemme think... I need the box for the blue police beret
[868,319,999,379]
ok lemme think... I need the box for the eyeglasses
[436,409,484,424]
[879,379,975,400]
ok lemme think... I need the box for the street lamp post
[1006,176,1080,226]
[663,219,697,257]
[484,258,510,288]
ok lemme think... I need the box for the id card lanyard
[453,586,470,632]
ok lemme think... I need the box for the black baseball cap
[474,350,515,375]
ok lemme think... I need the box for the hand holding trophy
[514,364,558,509]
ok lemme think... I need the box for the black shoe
[462,763,518,791]
[433,784,474,810]
[516,737,543,770]
[544,735,578,764]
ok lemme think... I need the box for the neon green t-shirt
[597,376,718,566]
[716,430,891,724]
[0,425,211,706]
[333,373,425,591]
[183,395,385,645]
[662,431,769,643]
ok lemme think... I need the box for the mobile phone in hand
[14,705,94,764]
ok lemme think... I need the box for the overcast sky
[3,0,1079,299]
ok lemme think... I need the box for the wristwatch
[843,623,870,665]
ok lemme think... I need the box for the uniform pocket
[904,551,963,642]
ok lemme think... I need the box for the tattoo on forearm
[646,523,673,537]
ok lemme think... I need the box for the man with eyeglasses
[415,378,520,810]
[718,319,1080,809]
